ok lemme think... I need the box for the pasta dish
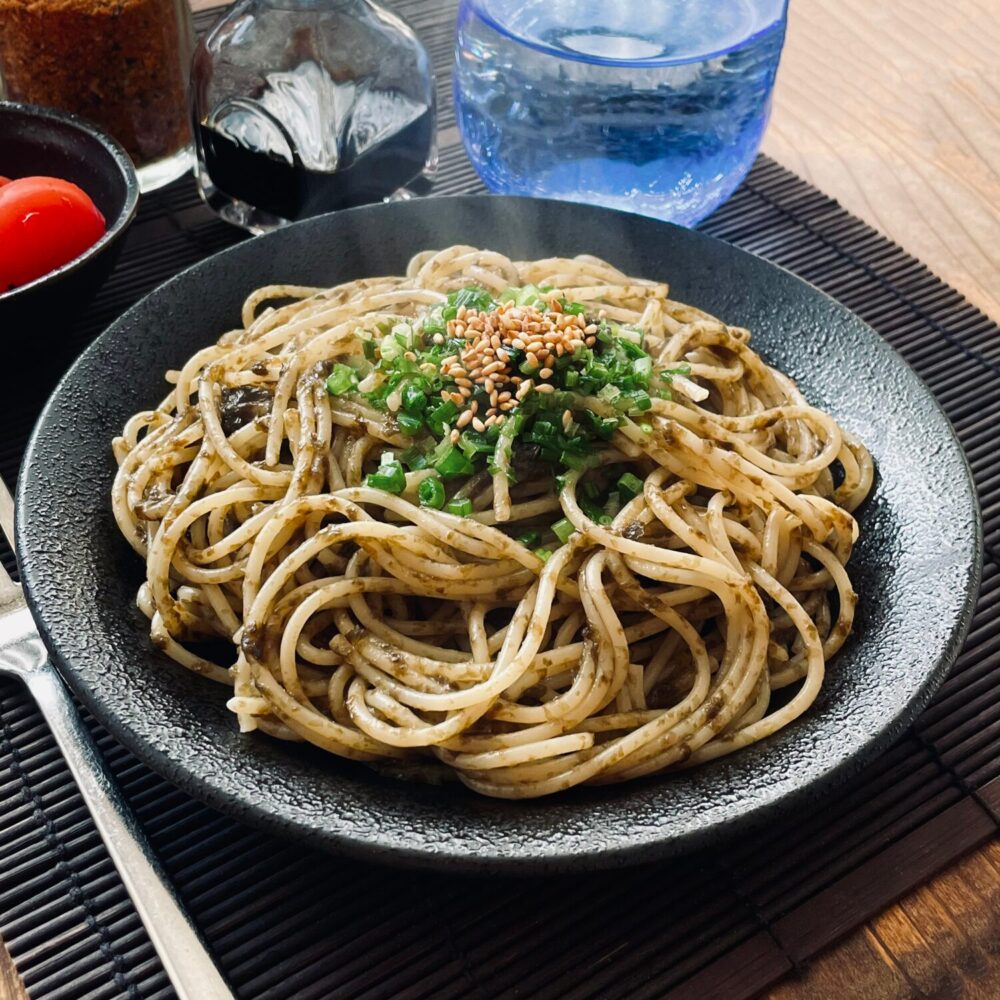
[112,247,872,798]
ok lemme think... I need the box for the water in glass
[455,0,787,226]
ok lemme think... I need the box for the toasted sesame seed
[450,428,460,443]
[539,367,553,379]
[495,414,507,425]
[511,338,526,350]
[562,409,573,430]
[496,349,509,362]
[584,324,598,334]
[451,367,467,378]
[484,414,497,428]
[470,401,479,414]
[569,339,584,350]
[598,309,607,319]
[585,336,596,347]
[491,335,502,350]
[484,377,495,394]
[460,386,472,398]
[472,417,486,433]
[536,383,555,394]
[455,377,473,388]
[404,351,417,362]
[526,352,540,367]
[440,389,451,402]
[450,392,464,406]
[457,409,474,428]
[457,305,467,320]
[483,360,504,375]
[490,390,499,407]
[526,340,544,354]
[517,380,533,399]
[442,355,458,366]
[469,368,482,380]
[498,391,512,402]
[499,401,515,412]
[433,333,445,345]
[555,344,565,357]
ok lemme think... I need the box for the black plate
[16,196,981,872]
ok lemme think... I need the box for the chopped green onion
[417,476,445,509]
[391,322,414,348]
[534,547,554,562]
[552,518,576,544]
[399,446,428,471]
[561,450,598,471]
[459,430,493,459]
[379,334,402,362]
[445,496,473,517]
[325,364,357,396]
[579,498,606,523]
[421,307,446,335]
[597,383,621,403]
[401,383,428,414]
[434,445,475,479]
[426,399,459,436]
[617,472,644,503]
[618,335,646,359]
[516,530,541,547]
[396,413,422,435]
[443,286,496,320]
[625,389,652,412]
[561,300,586,315]
[365,460,406,494]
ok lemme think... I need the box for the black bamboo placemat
[2,2,998,997]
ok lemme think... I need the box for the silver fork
[0,475,233,1000]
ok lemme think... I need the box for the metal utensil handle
[25,665,233,1000]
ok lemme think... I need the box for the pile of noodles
[112,246,872,798]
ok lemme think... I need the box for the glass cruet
[190,0,437,233]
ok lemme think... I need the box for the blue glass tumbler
[454,0,788,226]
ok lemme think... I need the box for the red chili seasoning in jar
[0,0,195,190]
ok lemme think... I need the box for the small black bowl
[0,102,140,327]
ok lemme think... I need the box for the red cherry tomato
[0,176,106,292]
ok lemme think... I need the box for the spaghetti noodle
[112,246,873,798]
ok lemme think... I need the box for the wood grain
[0,936,27,1000]
[767,838,1000,999]
[762,0,1000,321]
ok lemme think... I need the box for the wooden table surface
[1,1,997,998]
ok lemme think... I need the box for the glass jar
[455,0,788,227]
[190,0,437,233]
[0,0,195,192]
